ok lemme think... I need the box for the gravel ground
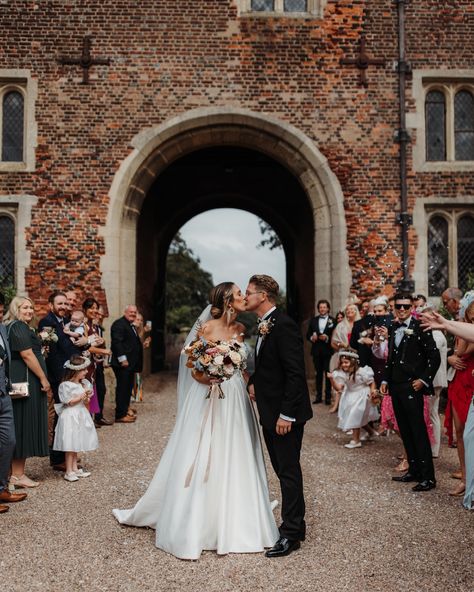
[3,372,473,592]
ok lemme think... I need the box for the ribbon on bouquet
[184,382,223,488]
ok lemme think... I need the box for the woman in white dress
[329,350,379,448]
[113,283,279,560]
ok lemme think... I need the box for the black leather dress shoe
[95,417,113,426]
[265,537,301,558]
[392,472,419,483]
[412,480,436,492]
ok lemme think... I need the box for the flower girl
[329,350,379,449]
[53,355,99,482]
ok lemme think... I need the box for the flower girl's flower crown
[63,358,91,371]
[337,350,359,360]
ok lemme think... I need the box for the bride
[113,282,279,560]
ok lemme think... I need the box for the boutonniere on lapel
[258,317,275,337]
[327,320,334,329]
[403,328,414,336]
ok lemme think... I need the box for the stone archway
[101,107,351,327]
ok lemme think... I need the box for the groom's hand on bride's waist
[247,383,256,401]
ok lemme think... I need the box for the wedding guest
[131,312,151,406]
[0,295,28,512]
[388,297,395,315]
[421,307,447,459]
[335,310,345,324]
[441,287,463,320]
[381,293,440,492]
[111,305,143,423]
[39,291,88,470]
[63,310,87,344]
[90,304,112,427]
[329,350,379,449]
[443,300,474,497]
[420,306,474,510]
[6,296,51,488]
[413,294,427,315]
[82,298,111,426]
[359,300,371,318]
[306,300,335,405]
[329,302,360,412]
[65,290,79,319]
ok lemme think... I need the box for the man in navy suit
[0,294,27,511]
[39,290,89,468]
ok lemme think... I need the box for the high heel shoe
[394,459,409,472]
[449,482,466,497]
[9,474,40,488]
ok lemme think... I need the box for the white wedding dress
[113,339,279,560]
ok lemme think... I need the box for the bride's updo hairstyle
[210,282,235,320]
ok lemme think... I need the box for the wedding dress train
[113,371,279,559]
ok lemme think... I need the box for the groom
[246,275,313,558]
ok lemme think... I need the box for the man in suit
[306,299,335,405]
[0,294,27,512]
[246,275,313,558]
[111,304,143,423]
[380,293,441,492]
[39,290,89,469]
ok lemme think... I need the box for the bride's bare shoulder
[197,319,218,337]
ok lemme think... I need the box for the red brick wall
[1,0,474,312]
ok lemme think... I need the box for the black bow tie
[398,322,408,328]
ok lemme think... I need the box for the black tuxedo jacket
[306,315,335,356]
[39,312,83,384]
[383,317,440,394]
[349,316,375,367]
[111,316,143,373]
[249,308,313,430]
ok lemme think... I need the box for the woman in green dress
[7,296,51,488]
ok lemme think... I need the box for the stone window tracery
[0,214,15,286]
[424,83,474,163]
[427,209,474,296]
[240,0,324,16]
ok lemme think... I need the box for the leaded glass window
[428,215,449,297]
[425,91,446,161]
[2,91,24,162]
[0,216,15,284]
[454,90,474,161]
[284,0,307,10]
[457,215,474,291]
[251,0,274,10]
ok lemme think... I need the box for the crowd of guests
[307,287,474,503]
[0,290,150,513]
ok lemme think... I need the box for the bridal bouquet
[184,338,247,399]
[38,326,58,356]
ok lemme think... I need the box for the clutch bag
[9,382,30,399]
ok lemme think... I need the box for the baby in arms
[64,310,87,344]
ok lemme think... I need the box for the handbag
[6,321,30,399]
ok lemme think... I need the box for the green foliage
[466,270,474,291]
[0,279,15,307]
[257,219,282,251]
[166,233,214,333]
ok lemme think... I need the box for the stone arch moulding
[100,107,351,320]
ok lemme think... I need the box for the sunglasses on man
[394,303,412,310]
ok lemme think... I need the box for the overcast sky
[179,208,286,293]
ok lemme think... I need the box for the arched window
[457,215,474,291]
[0,215,15,285]
[454,90,474,161]
[425,90,446,161]
[427,215,449,296]
[2,90,24,162]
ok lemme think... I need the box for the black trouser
[113,366,135,420]
[312,351,332,402]
[390,382,435,482]
[95,364,106,419]
[262,423,306,541]
[49,381,65,466]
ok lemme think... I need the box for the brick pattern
[1,0,474,312]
